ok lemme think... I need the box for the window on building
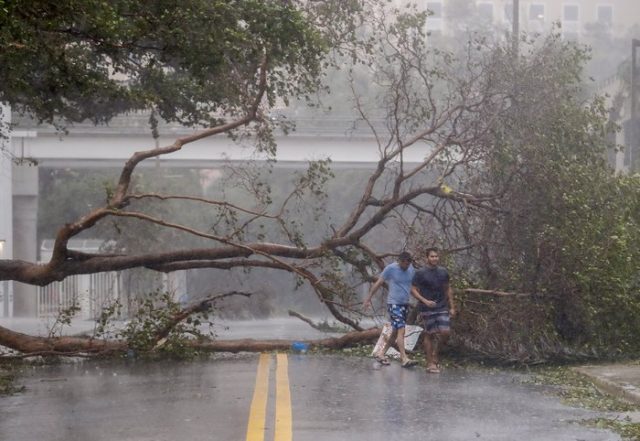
[529,4,545,21]
[478,2,494,22]
[504,3,513,22]
[597,5,613,25]
[562,4,580,38]
[528,3,545,33]
[563,4,579,22]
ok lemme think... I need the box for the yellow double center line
[246,353,292,441]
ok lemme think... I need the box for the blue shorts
[387,304,409,330]
[420,309,450,334]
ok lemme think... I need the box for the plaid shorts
[420,309,450,334]
[387,304,409,330]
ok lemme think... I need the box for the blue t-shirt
[412,266,450,311]
[380,262,415,305]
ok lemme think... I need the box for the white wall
[19,131,429,166]
[0,104,14,317]
[0,104,12,259]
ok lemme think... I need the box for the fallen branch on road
[0,325,126,356]
[0,324,381,358]
[193,327,381,353]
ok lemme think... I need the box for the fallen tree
[0,326,381,358]
[1,1,506,356]
[0,325,382,358]
[0,289,382,358]
[192,328,381,353]
[1,2,637,361]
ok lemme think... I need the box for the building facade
[399,0,637,40]
[395,0,639,173]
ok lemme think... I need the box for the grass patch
[586,418,640,441]
[527,366,640,440]
[0,362,25,395]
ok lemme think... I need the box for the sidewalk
[573,362,640,405]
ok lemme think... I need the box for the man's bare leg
[376,328,398,362]
[396,326,409,363]
[422,333,438,371]
[431,332,449,367]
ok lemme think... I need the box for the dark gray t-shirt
[412,266,450,311]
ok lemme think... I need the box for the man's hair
[398,251,412,261]
[425,247,439,256]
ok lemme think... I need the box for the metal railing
[37,271,125,319]
[37,276,79,318]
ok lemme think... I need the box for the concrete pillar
[12,163,39,317]
[0,104,14,317]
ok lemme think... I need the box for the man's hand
[449,307,457,317]
[422,299,436,308]
[365,277,384,311]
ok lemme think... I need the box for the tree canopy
[0,0,362,129]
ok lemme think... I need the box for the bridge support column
[12,163,39,317]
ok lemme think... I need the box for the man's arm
[411,285,436,308]
[445,283,456,316]
[363,277,385,310]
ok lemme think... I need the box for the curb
[572,366,640,405]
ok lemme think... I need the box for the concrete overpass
[0,110,428,317]
[12,111,417,168]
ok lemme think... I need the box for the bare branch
[126,193,278,219]
[153,291,253,343]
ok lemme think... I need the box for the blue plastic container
[291,341,309,353]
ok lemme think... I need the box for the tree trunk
[0,325,380,357]
[0,326,126,355]
[193,327,380,353]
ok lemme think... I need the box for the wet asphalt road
[0,353,621,441]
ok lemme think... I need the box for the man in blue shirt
[364,251,426,367]
[411,247,456,373]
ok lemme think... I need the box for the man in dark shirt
[411,247,456,373]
